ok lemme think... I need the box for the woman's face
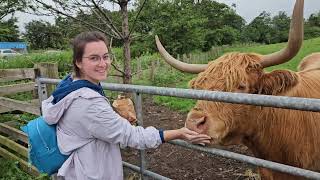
[76,41,111,84]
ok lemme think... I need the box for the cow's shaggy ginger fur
[188,52,320,180]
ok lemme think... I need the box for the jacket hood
[42,88,105,125]
[41,74,106,125]
[52,74,105,104]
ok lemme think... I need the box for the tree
[304,11,320,39]
[132,0,244,55]
[304,25,320,39]
[308,11,320,27]
[0,18,20,41]
[24,20,66,49]
[271,11,290,43]
[129,0,206,55]
[204,26,240,51]
[54,16,90,45]
[27,0,143,84]
[244,11,274,44]
[196,0,245,31]
[0,0,27,20]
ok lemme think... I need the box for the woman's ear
[75,60,82,70]
[258,70,299,95]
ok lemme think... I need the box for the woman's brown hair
[71,31,109,77]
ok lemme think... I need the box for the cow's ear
[258,70,299,95]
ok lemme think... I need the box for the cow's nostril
[196,117,207,129]
[199,119,206,125]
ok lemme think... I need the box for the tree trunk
[120,1,132,84]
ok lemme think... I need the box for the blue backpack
[21,116,69,175]
[21,75,106,175]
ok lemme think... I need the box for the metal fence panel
[38,78,320,179]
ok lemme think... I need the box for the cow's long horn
[155,35,208,73]
[261,0,304,68]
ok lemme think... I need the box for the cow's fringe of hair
[189,52,262,91]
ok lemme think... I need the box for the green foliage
[55,16,86,43]
[153,96,196,113]
[308,11,320,27]
[0,158,32,180]
[133,0,244,55]
[152,67,192,86]
[271,11,290,43]
[0,50,73,75]
[0,0,27,20]
[0,158,50,179]
[204,26,240,51]
[152,81,196,113]
[243,11,274,44]
[5,91,33,101]
[0,18,20,41]
[305,25,320,40]
[0,112,37,126]
[24,20,68,50]
[305,11,320,39]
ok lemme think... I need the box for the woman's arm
[87,98,211,149]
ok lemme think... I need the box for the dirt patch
[122,95,258,180]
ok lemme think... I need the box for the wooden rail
[0,123,28,143]
[0,63,58,177]
[0,68,36,82]
[0,82,36,96]
[0,123,39,176]
[0,97,40,115]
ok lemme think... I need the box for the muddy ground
[121,96,259,180]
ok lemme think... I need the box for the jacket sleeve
[86,97,162,149]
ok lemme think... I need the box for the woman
[42,31,211,180]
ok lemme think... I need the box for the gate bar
[170,140,320,179]
[39,78,320,112]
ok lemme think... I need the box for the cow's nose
[186,116,207,133]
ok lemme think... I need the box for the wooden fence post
[149,61,155,82]
[182,54,187,62]
[137,58,142,79]
[34,63,59,96]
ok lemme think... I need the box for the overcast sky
[13,0,320,32]
[216,0,320,23]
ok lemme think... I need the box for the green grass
[0,158,33,180]
[150,37,320,112]
[221,37,320,72]
[0,158,49,179]
[153,80,196,113]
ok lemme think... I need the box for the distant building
[0,42,27,53]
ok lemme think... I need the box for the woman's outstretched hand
[164,127,211,145]
[177,127,211,144]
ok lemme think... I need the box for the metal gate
[38,78,320,180]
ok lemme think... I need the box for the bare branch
[131,70,142,76]
[129,0,147,36]
[108,74,123,77]
[111,63,125,74]
[108,0,119,4]
[91,8,120,37]
[31,0,122,39]
[90,0,123,39]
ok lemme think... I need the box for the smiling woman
[35,31,211,180]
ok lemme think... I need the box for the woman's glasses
[83,53,114,64]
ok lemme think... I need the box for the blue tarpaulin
[0,42,27,50]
